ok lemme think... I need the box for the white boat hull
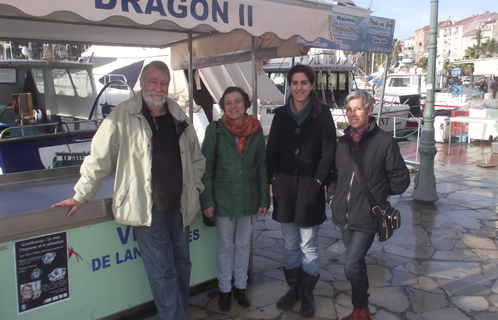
[332,104,410,134]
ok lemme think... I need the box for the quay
[127,136,498,320]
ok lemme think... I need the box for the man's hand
[203,207,215,218]
[257,208,268,216]
[52,198,83,218]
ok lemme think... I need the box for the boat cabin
[0,60,100,174]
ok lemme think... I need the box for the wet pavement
[142,137,498,320]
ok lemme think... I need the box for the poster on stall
[298,15,395,54]
[14,232,69,314]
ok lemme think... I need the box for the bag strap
[212,121,220,188]
[348,145,380,209]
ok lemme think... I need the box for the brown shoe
[341,305,371,320]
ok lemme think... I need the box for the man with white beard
[53,61,205,320]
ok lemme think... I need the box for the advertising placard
[15,232,69,314]
[300,15,395,54]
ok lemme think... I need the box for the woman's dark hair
[219,87,251,112]
[286,64,322,117]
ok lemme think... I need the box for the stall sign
[14,232,69,314]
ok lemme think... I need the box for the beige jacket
[73,91,205,227]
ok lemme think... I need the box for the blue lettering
[191,0,208,21]
[102,255,111,268]
[95,0,117,9]
[116,226,131,245]
[116,251,124,264]
[92,258,101,271]
[247,5,252,27]
[133,247,142,259]
[124,249,133,262]
[239,4,244,26]
[193,229,200,241]
[212,0,228,23]
[145,0,166,15]
[168,0,187,18]
[122,0,143,13]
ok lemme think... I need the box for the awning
[453,58,498,76]
[473,58,498,76]
[0,0,371,48]
[199,61,284,105]
[93,59,145,88]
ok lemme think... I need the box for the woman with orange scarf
[200,87,270,312]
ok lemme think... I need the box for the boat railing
[333,109,422,164]
[0,119,102,140]
[376,114,422,164]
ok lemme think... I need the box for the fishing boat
[0,59,106,174]
[379,71,482,111]
[263,56,411,135]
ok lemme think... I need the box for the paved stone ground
[140,137,498,320]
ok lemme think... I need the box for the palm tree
[481,38,498,57]
[463,44,480,60]
[474,28,485,47]
[442,58,454,88]
[416,57,428,71]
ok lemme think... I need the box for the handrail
[0,119,102,139]
[89,79,135,120]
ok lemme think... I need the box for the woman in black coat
[327,90,410,320]
[267,64,336,318]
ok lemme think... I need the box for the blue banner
[299,15,395,54]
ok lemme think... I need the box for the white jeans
[216,215,254,293]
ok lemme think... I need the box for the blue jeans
[280,222,320,276]
[341,228,375,309]
[216,215,254,293]
[134,210,191,320]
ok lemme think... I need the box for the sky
[353,0,496,41]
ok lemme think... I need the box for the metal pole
[416,120,420,163]
[372,53,375,74]
[376,55,390,125]
[187,31,194,121]
[412,0,439,202]
[252,37,258,119]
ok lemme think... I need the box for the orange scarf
[221,113,261,156]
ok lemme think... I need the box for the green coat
[200,119,270,218]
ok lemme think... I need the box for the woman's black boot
[218,291,231,311]
[233,288,250,307]
[276,266,301,310]
[299,269,320,318]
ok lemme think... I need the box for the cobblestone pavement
[152,138,498,320]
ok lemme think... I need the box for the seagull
[19,45,33,59]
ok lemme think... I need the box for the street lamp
[412,0,439,202]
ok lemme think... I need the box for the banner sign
[15,232,69,314]
[0,0,371,45]
[299,15,395,54]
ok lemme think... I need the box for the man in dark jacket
[327,90,410,320]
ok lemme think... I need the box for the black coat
[327,119,410,233]
[267,103,336,227]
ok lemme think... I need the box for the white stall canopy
[0,0,371,48]
[473,58,498,76]
[200,61,284,105]
[0,0,371,119]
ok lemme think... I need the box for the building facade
[437,12,498,61]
